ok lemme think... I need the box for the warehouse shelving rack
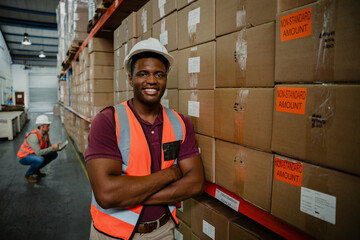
[59,1,314,239]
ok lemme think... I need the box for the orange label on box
[276,87,307,114]
[280,8,312,42]
[274,157,303,187]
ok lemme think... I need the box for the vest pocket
[163,140,181,161]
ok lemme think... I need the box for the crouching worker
[17,115,64,183]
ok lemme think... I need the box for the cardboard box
[114,91,134,105]
[113,25,121,51]
[271,155,360,240]
[178,41,215,90]
[176,199,192,228]
[216,22,275,87]
[114,47,121,70]
[90,105,108,119]
[81,47,89,70]
[177,0,197,10]
[191,233,201,240]
[83,67,90,80]
[72,61,80,77]
[90,92,114,106]
[277,0,317,12]
[214,88,273,152]
[89,52,114,66]
[152,0,176,23]
[138,30,152,41]
[88,37,113,53]
[152,11,177,52]
[119,12,137,44]
[229,215,284,240]
[88,79,114,93]
[119,39,138,70]
[215,140,273,211]
[137,1,152,36]
[178,0,215,49]
[179,90,214,137]
[89,66,114,80]
[78,117,90,130]
[272,84,360,176]
[114,68,132,92]
[160,89,178,111]
[168,50,178,89]
[195,134,215,183]
[275,0,360,83]
[191,194,240,240]
[174,220,192,240]
[216,0,277,37]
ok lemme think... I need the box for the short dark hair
[130,51,169,76]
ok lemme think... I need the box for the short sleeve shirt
[85,99,200,222]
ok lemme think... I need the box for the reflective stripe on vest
[17,129,49,158]
[91,101,186,240]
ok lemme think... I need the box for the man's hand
[51,143,60,150]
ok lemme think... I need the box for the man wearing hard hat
[85,38,205,240]
[17,115,64,183]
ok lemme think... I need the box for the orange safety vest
[17,129,49,158]
[91,101,186,240]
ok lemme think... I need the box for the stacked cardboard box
[179,194,283,240]
[87,37,114,118]
[269,0,360,239]
[113,13,137,105]
[59,0,360,238]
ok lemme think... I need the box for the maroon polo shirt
[85,99,200,222]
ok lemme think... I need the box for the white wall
[0,30,13,107]
[12,64,29,108]
[27,66,58,112]
[12,65,58,112]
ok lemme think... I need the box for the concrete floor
[0,112,92,240]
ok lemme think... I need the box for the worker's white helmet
[124,38,174,73]
[35,115,51,125]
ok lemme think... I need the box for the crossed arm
[86,155,205,209]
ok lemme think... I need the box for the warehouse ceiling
[0,0,59,67]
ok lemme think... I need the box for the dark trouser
[19,151,58,175]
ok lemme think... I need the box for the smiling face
[129,57,168,108]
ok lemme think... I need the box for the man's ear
[128,73,133,87]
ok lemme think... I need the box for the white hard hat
[35,115,51,125]
[123,38,174,73]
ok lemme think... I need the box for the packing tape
[234,89,248,144]
[141,8,147,33]
[235,29,247,85]
[306,86,334,162]
[236,0,246,28]
[125,20,129,42]
[158,0,166,18]
[188,90,200,118]
[160,19,168,46]
[233,148,246,197]
[189,46,199,89]
[188,7,201,45]
[313,0,336,81]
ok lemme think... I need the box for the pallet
[87,12,103,33]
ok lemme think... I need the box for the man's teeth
[145,89,157,93]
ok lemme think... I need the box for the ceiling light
[22,33,31,45]
[39,50,46,58]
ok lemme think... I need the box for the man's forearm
[142,170,204,205]
[92,165,182,209]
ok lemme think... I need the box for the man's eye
[137,72,147,77]
[155,73,165,78]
